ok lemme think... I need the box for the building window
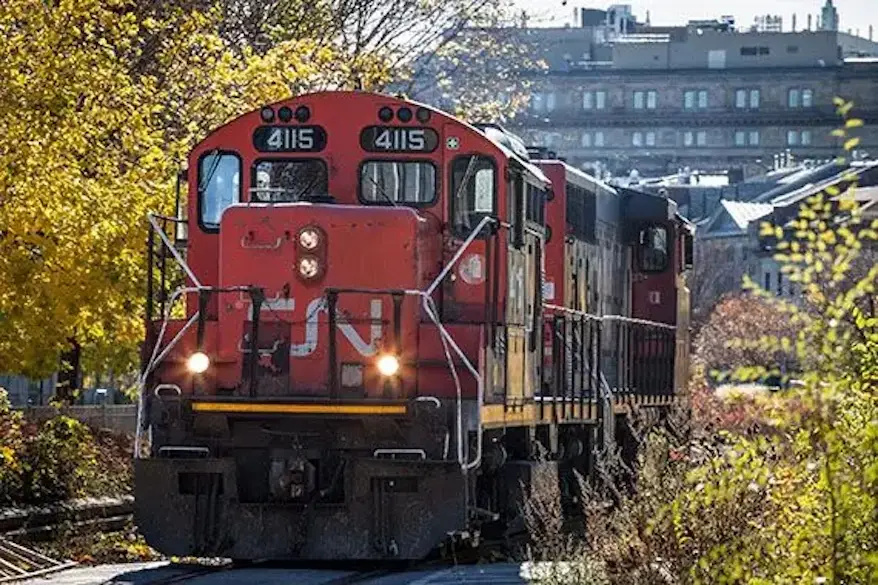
[696,131,707,146]
[787,130,812,146]
[531,93,544,112]
[736,89,760,109]
[684,131,694,147]
[633,90,657,110]
[632,131,643,146]
[645,131,656,147]
[684,90,708,110]
[594,131,605,147]
[581,132,591,147]
[683,130,707,147]
[546,92,556,112]
[787,88,814,108]
[583,90,607,110]
[740,46,769,56]
[788,88,813,108]
[802,89,813,107]
[735,130,760,147]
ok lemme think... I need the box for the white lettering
[266,127,283,150]
[408,129,426,150]
[298,128,314,150]
[375,129,393,150]
[282,297,383,357]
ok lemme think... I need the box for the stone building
[494,4,878,178]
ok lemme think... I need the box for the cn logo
[290,298,384,357]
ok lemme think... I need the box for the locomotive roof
[196,91,551,186]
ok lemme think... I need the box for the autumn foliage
[694,293,797,383]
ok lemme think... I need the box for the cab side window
[198,152,241,230]
[637,224,669,272]
[450,155,496,238]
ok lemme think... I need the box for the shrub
[20,416,100,504]
[0,388,25,505]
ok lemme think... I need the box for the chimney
[792,13,797,31]
[807,14,812,30]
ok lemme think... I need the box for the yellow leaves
[835,98,854,117]
[843,137,861,151]
[844,118,864,129]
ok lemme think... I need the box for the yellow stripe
[191,402,407,415]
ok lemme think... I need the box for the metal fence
[15,405,137,435]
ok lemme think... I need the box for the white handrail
[147,213,200,287]
[425,215,496,297]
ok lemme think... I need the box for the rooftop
[721,200,774,230]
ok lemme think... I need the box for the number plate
[253,126,327,153]
[360,126,439,153]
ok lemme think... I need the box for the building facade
[504,6,878,178]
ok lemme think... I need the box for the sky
[514,0,878,39]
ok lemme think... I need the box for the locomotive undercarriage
[134,390,604,561]
[136,391,475,560]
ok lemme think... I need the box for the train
[134,91,694,561]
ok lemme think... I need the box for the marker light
[397,107,413,122]
[278,106,293,122]
[187,352,210,374]
[378,106,394,122]
[298,256,320,279]
[376,354,400,377]
[298,227,320,250]
[295,105,311,123]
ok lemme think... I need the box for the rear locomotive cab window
[638,224,670,272]
[450,155,496,238]
[359,160,437,205]
[251,159,328,202]
[198,151,241,230]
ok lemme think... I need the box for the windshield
[359,160,437,205]
[251,159,328,202]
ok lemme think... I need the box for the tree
[694,293,798,384]
[0,0,358,380]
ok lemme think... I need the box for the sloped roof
[770,161,878,208]
[720,200,774,230]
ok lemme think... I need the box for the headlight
[298,227,320,250]
[298,256,320,279]
[376,354,400,377]
[187,352,210,374]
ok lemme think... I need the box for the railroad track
[0,497,133,541]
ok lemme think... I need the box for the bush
[20,416,100,504]
[0,390,133,507]
[0,388,25,505]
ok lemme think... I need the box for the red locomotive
[135,92,693,561]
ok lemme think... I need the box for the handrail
[147,213,200,287]
[425,216,496,297]
[240,235,283,250]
